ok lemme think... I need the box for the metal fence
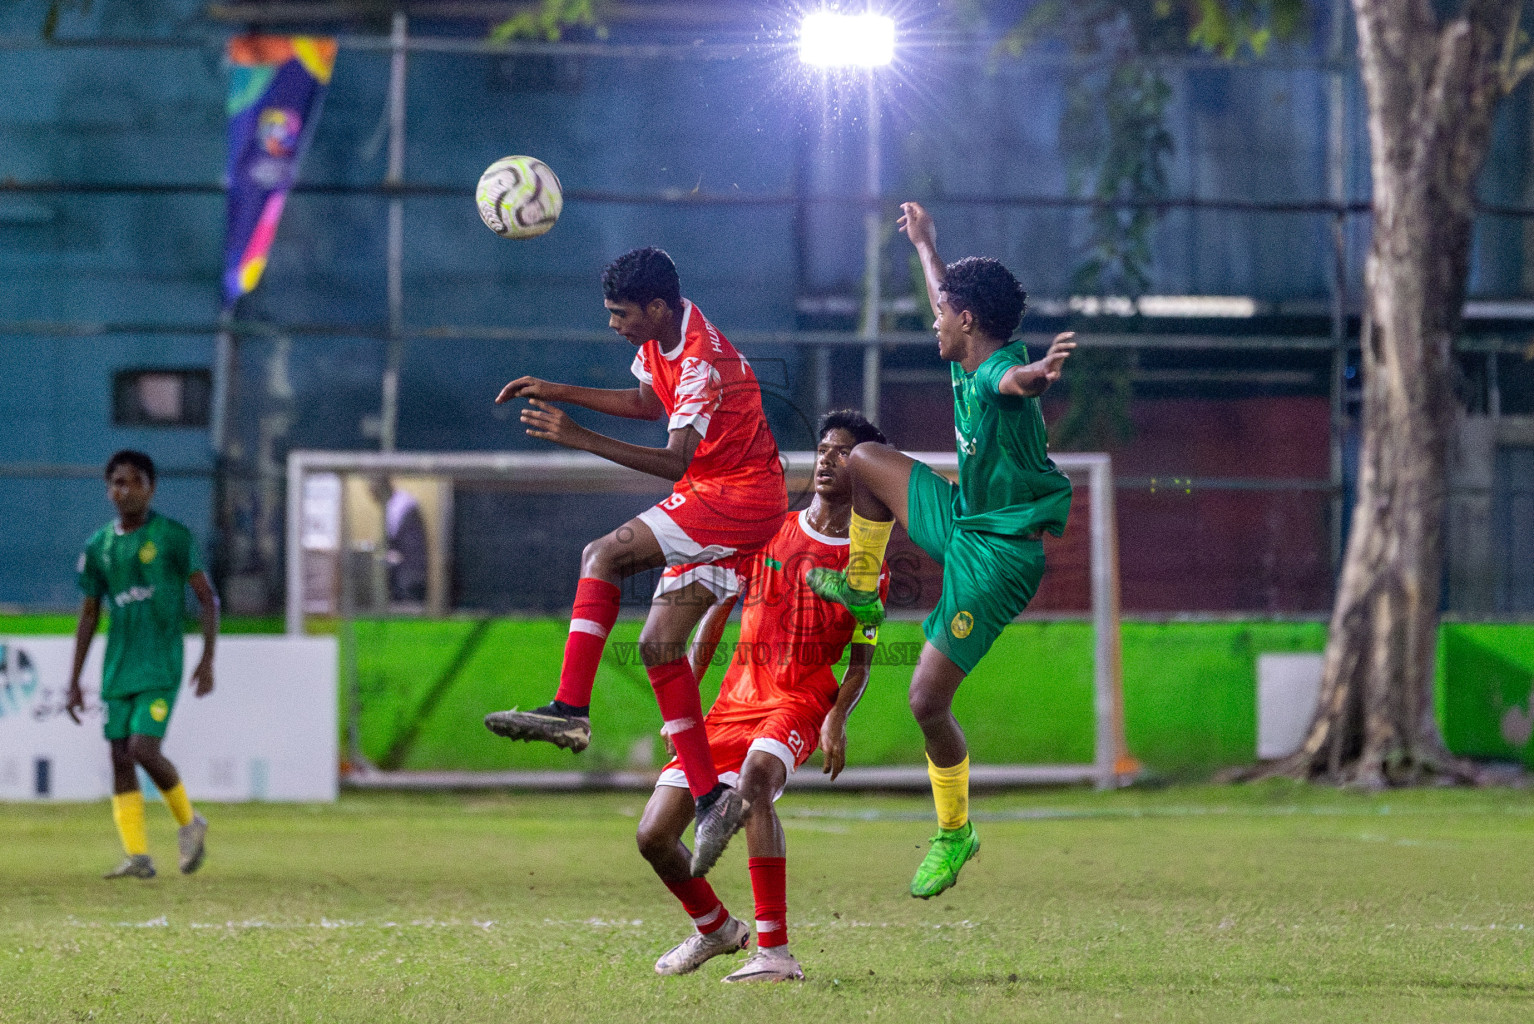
[6,19,1534,615]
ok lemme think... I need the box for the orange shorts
[656,701,826,801]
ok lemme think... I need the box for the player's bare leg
[638,581,743,877]
[908,644,968,767]
[807,442,915,626]
[908,643,979,899]
[845,442,916,527]
[484,516,665,750]
[637,785,749,975]
[127,733,179,792]
[110,738,140,794]
[723,752,804,983]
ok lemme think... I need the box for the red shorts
[656,701,826,801]
[640,481,784,601]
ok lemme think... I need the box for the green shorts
[906,461,1046,674]
[103,688,178,741]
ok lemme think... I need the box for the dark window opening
[112,369,212,427]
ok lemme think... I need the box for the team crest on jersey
[138,541,157,565]
[950,610,974,639]
[149,698,169,723]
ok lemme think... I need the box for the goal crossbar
[286,449,1137,790]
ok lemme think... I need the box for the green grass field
[3,785,1533,1023]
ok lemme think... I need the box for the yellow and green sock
[848,512,893,593]
[926,755,970,832]
[110,790,148,857]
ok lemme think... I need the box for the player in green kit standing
[66,450,220,879]
[808,201,1077,899]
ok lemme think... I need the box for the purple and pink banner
[223,36,337,308]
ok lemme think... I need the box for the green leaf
[490,0,605,43]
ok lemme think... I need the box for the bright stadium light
[799,11,896,68]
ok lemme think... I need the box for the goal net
[285,449,1137,791]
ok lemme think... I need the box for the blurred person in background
[67,450,218,879]
[370,476,428,606]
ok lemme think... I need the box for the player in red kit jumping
[485,247,787,875]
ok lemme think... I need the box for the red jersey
[630,300,785,511]
[709,510,887,722]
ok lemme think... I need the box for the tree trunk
[1270,0,1519,786]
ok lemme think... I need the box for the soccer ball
[476,155,563,239]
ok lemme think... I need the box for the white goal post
[285,449,1136,790]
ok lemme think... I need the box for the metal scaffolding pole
[1326,0,1350,577]
[859,71,882,425]
[379,9,408,452]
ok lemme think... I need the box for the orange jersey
[709,510,887,722]
[630,300,786,510]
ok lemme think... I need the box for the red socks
[666,859,788,947]
[666,858,788,945]
[665,876,727,934]
[648,657,719,799]
[553,577,621,708]
[748,857,788,948]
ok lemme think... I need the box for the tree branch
[1407,20,1473,204]
[1491,1,1534,93]
[1353,0,1441,164]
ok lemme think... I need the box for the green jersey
[77,511,204,699]
[950,341,1073,536]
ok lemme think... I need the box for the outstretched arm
[497,376,665,421]
[899,201,945,315]
[521,399,702,481]
[820,642,874,781]
[65,596,101,725]
[188,570,219,697]
[998,333,1077,397]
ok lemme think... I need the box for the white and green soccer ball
[476,155,563,239]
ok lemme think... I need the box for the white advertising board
[1257,652,1325,760]
[0,636,337,802]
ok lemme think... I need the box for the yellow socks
[848,512,893,593]
[161,782,195,828]
[927,755,970,832]
[111,791,149,856]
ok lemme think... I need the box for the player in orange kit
[485,247,787,875]
[635,411,888,982]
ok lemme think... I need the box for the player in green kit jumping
[66,450,219,879]
[808,201,1076,899]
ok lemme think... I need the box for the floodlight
[799,11,895,68]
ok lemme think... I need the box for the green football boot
[805,568,885,628]
[909,821,979,899]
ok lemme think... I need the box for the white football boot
[722,944,805,983]
[653,916,750,976]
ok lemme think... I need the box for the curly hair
[601,246,682,312]
[818,409,887,447]
[105,449,156,485]
[941,256,1028,341]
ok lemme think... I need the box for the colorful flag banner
[223,36,337,308]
